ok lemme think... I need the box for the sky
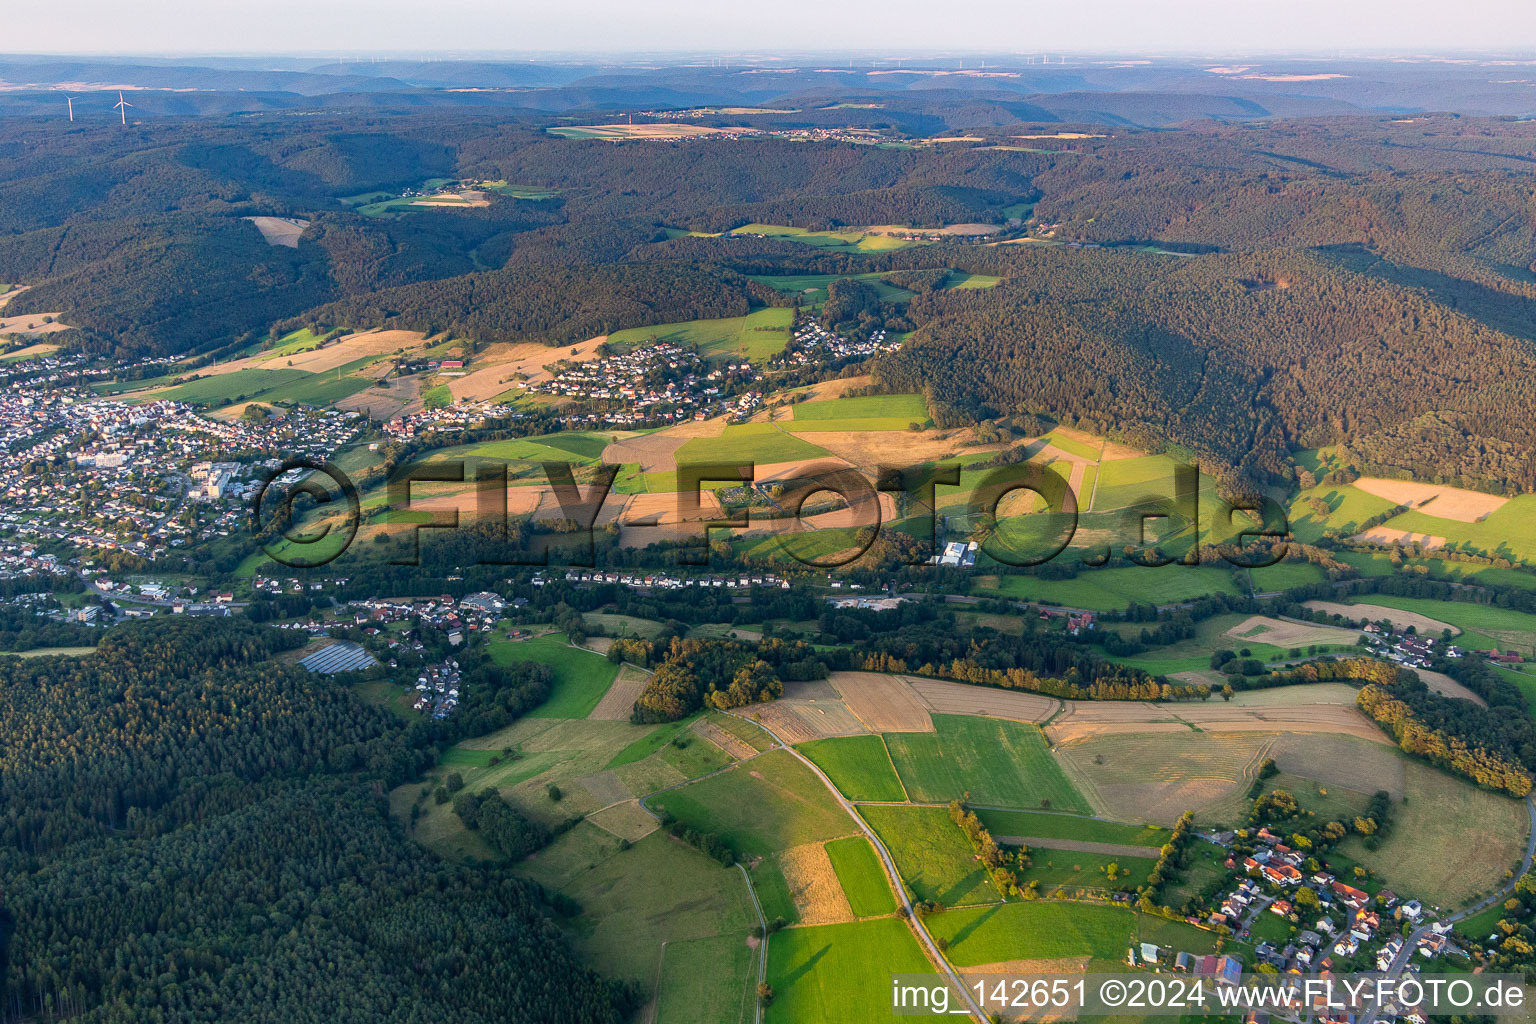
[6,0,1536,56]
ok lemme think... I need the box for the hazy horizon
[6,0,1536,59]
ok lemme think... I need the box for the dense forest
[5,113,1536,487]
[0,618,634,1022]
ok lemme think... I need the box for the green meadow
[675,422,831,466]
[606,307,793,364]
[861,804,1002,907]
[825,836,897,916]
[487,633,619,719]
[884,715,1089,811]
[765,918,947,1024]
[798,735,906,801]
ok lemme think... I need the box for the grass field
[1019,850,1157,892]
[790,393,930,426]
[1335,758,1529,908]
[798,735,906,801]
[974,810,1167,848]
[925,901,1133,964]
[655,933,756,1024]
[650,750,856,858]
[1382,495,1536,565]
[607,308,793,364]
[765,918,947,1024]
[1286,483,1400,544]
[1249,560,1327,592]
[973,566,1244,613]
[523,829,757,1003]
[824,835,897,917]
[748,272,915,305]
[884,715,1090,812]
[731,223,919,254]
[675,422,831,468]
[861,804,1002,907]
[487,633,620,719]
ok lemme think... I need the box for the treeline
[1358,682,1533,797]
[949,800,1026,897]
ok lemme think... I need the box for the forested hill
[0,618,634,1023]
[874,245,1536,489]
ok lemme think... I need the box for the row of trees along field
[0,617,636,1023]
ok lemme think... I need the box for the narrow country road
[728,711,990,1023]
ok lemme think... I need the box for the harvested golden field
[1222,614,1362,649]
[617,489,724,525]
[447,335,609,399]
[588,665,652,721]
[784,428,1000,470]
[1353,477,1508,522]
[827,672,935,733]
[0,313,69,335]
[1053,730,1276,825]
[1353,525,1447,549]
[753,699,868,743]
[1048,692,1387,745]
[1416,668,1486,705]
[0,341,60,359]
[694,719,759,761]
[905,678,1057,723]
[778,842,855,925]
[585,799,659,842]
[1266,733,1407,798]
[601,433,688,472]
[1226,682,1360,707]
[243,215,310,247]
[576,769,633,807]
[1302,601,1459,635]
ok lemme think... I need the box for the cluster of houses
[1208,826,1454,978]
[383,399,510,441]
[412,657,462,718]
[1359,623,1462,668]
[519,341,763,426]
[535,569,790,591]
[784,318,902,366]
[1037,606,1097,635]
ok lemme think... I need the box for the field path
[725,712,990,1022]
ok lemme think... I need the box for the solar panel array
[298,641,379,675]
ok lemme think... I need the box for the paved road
[729,712,990,1023]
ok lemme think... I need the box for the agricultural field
[1105,611,1358,678]
[748,271,916,304]
[925,901,1135,965]
[649,750,857,858]
[1335,758,1530,908]
[524,829,759,1008]
[606,307,793,364]
[654,933,756,1024]
[729,222,919,253]
[973,810,1168,849]
[788,392,931,430]
[860,804,1002,906]
[824,835,897,917]
[487,632,620,719]
[884,715,1091,811]
[764,918,946,1024]
[1017,850,1157,892]
[972,565,1244,613]
[798,734,906,801]
[674,422,831,467]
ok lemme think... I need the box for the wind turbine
[113,91,132,125]
[66,96,76,122]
